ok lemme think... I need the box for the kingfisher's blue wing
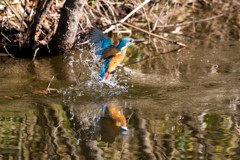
[100,58,112,80]
[90,28,113,59]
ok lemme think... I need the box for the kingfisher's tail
[100,58,111,80]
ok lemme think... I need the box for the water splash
[62,48,129,100]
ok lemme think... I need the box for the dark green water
[0,40,240,159]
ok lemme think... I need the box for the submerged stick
[47,76,55,90]
[46,76,59,93]
[119,21,187,47]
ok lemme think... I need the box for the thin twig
[8,20,21,31]
[3,46,15,58]
[19,0,28,48]
[167,2,177,25]
[47,76,55,90]
[153,0,168,31]
[100,0,123,5]
[46,88,59,92]
[119,21,187,47]
[103,0,117,24]
[0,42,19,46]
[140,0,151,40]
[121,0,150,22]
[98,1,111,24]
[157,6,240,28]
[78,40,89,45]
[4,0,28,28]
[86,4,106,19]
[103,0,151,33]
[1,32,12,43]
[32,47,39,61]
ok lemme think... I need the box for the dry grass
[0,0,239,49]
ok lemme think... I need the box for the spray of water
[62,47,130,100]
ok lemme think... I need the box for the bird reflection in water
[94,101,131,143]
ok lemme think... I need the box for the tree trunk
[50,0,85,53]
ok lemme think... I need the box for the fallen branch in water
[119,21,187,47]
[34,76,59,95]
[157,6,240,28]
[46,76,58,93]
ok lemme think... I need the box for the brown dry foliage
[0,0,239,50]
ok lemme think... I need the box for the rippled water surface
[0,40,240,159]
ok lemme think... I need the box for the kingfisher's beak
[132,39,145,43]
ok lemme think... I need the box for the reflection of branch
[157,6,240,28]
[133,109,156,159]
[127,111,134,125]
[123,47,182,67]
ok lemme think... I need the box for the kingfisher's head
[117,38,145,50]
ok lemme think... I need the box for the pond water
[0,39,240,159]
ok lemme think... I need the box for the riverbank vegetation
[0,0,239,57]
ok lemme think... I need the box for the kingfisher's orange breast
[107,51,126,73]
[107,106,127,128]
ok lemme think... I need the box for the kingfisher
[101,101,130,136]
[89,28,145,80]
